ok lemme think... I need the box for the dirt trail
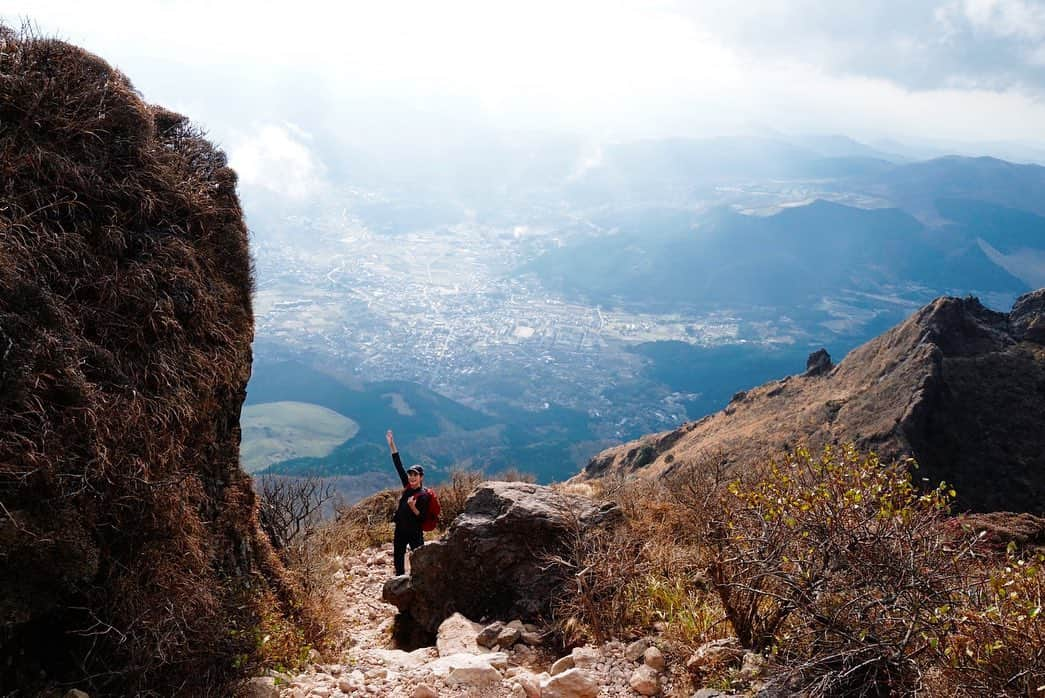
[272,544,683,697]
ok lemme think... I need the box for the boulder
[629,664,661,695]
[411,686,438,698]
[428,652,507,686]
[1011,288,1045,343]
[369,647,435,670]
[496,624,522,648]
[643,645,666,671]
[436,612,484,656]
[625,637,652,662]
[477,620,505,648]
[510,671,543,698]
[382,482,621,635]
[550,655,575,675]
[571,645,599,670]
[540,667,598,698]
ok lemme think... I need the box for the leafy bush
[704,445,980,696]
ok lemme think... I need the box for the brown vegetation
[551,446,1044,696]
[0,26,313,695]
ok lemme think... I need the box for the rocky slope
[259,543,694,698]
[579,290,1045,513]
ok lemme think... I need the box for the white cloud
[960,0,1045,39]
[3,1,1045,150]
[227,123,327,201]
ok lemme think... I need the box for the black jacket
[392,451,429,531]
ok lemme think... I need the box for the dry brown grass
[551,446,1045,696]
[0,25,313,695]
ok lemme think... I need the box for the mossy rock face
[0,26,293,696]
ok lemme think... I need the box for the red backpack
[421,487,441,532]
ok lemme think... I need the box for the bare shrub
[328,489,399,552]
[545,506,651,645]
[257,475,335,554]
[433,468,484,529]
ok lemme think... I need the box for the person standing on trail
[386,429,430,576]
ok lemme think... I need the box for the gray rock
[495,625,522,648]
[624,637,651,662]
[477,620,505,648]
[571,645,599,669]
[643,645,665,671]
[629,664,661,695]
[686,638,743,675]
[541,667,598,698]
[382,482,621,634]
[804,348,833,376]
[1011,288,1045,343]
[428,652,506,686]
[411,685,439,698]
[446,663,501,686]
[436,612,483,656]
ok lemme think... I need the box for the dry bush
[328,489,398,552]
[433,468,484,528]
[0,25,309,695]
[490,467,537,483]
[257,475,335,554]
[705,445,981,696]
[546,462,727,649]
[938,545,1045,695]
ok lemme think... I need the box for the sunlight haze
[4,0,1045,154]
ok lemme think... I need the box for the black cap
[407,464,424,476]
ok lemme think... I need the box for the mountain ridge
[577,289,1045,514]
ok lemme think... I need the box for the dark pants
[393,527,424,576]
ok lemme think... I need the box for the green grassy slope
[240,401,359,473]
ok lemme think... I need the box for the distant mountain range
[246,139,1045,488]
[526,199,1030,312]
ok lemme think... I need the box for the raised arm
[387,429,408,487]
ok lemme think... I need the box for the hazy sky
[4,1,1045,197]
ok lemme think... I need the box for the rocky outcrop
[803,348,833,376]
[382,482,621,638]
[578,290,1045,514]
[0,27,293,695]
